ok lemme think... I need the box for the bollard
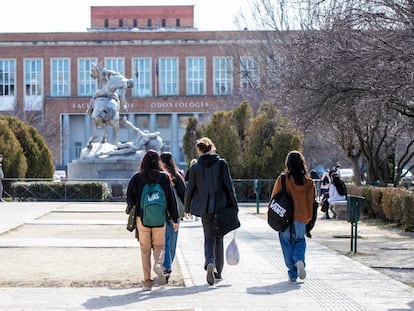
[254,179,262,214]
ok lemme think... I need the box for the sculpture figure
[86,62,133,148]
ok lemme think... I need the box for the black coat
[126,171,179,223]
[185,154,238,217]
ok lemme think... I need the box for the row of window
[0,57,259,98]
[103,18,182,28]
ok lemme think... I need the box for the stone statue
[82,62,163,160]
[86,62,133,148]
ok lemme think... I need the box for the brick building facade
[0,6,265,170]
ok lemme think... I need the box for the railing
[2,178,322,203]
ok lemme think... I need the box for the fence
[2,178,281,202]
[2,178,322,202]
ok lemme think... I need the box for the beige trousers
[136,217,166,287]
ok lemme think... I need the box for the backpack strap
[281,174,287,193]
[281,173,294,242]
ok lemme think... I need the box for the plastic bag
[226,231,240,265]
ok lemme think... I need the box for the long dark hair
[285,150,309,185]
[332,174,347,196]
[160,152,180,183]
[140,150,163,182]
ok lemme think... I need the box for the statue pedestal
[68,158,140,182]
[68,142,145,196]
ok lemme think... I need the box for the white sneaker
[154,264,166,285]
[296,261,306,280]
[142,286,151,292]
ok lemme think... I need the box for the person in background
[327,173,348,218]
[126,150,179,291]
[0,154,4,202]
[320,169,331,196]
[160,152,186,283]
[184,158,197,182]
[270,151,316,282]
[184,158,199,221]
[185,137,238,285]
[333,162,342,175]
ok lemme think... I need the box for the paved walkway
[0,202,413,311]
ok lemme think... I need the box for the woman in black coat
[184,137,238,285]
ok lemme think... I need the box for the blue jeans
[163,218,179,271]
[201,213,224,276]
[278,221,307,280]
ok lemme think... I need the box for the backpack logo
[148,192,160,202]
[141,182,167,228]
[269,201,287,217]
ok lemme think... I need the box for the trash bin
[346,195,365,224]
[346,195,365,253]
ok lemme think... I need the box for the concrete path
[0,202,413,311]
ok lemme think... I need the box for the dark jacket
[126,171,179,223]
[184,154,238,217]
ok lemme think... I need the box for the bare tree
[235,0,414,185]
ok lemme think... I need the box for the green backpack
[140,175,167,227]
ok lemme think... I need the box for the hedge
[348,184,414,231]
[11,181,110,202]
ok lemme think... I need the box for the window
[78,58,97,96]
[186,57,205,95]
[104,19,109,28]
[105,58,124,73]
[147,19,152,27]
[0,59,15,96]
[51,58,70,96]
[133,19,138,27]
[105,58,125,97]
[162,19,166,27]
[74,141,82,159]
[135,115,150,130]
[214,57,233,95]
[240,57,259,92]
[157,115,171,151]
[25,59,42,96]
[132,58,151,97]
[176,19,180,27]
[119,19,123,27]
[24,59,43,111]
[159,58,178,96]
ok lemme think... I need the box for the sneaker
[142,286,152,292]
[206,263,215,286]
[296,261,306,280]
[214,272,223,283]
[154,264,167,286]
[164,269,172,283]
[288,278,297,282]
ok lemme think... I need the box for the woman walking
[185,137,238,285]
[126,150,179,291]
[160,151,186,282]
[270,150,316,282]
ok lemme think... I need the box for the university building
[0,5,265,170]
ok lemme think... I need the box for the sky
[0,0,251,33]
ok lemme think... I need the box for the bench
[329,200,347,219]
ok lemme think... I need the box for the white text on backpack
[269,201,286,217]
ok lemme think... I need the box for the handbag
[226,231,240,265]
[215,204,241,236]
[214,160,240,236]
[173,187,185,219]
[126,205,136,232]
